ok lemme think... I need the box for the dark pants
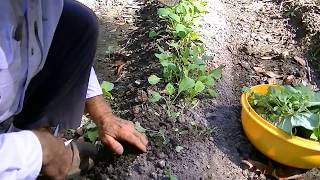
[13,0,98,130]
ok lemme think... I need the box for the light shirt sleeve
[86,67,103,99]
[0,131,42,180]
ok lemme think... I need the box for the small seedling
[105,46,114,59]
[101,81,114,98]
[134,122,168,144]
[83,121,99,143]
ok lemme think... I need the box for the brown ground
[76,0,320,179]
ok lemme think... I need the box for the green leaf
[277,117,293,134]
[209,65,224,79]
[165,83,175,96]
[178,77,195,93]
[175,24,187,35]
[168,41,179,49]
[207,89,217,97]
[148,75,161,85]
[148,30,162,38]
[155,53,169,61]
[169,13,181,22]
[158,8,171,17]
[194,81,205,93]
[85,129,99,143]
[134,122,147,133]
[85,122,97,130]
[157,44,165,53]
[241,86,251,93]
[199,76,214,87]
[101,81,114,92]
[290,113,320,131]
[149,91,162,103]
[311,125,320,140]
[190,31,200,41]
[169,175,178,180]
[103,92,112,98]
[175,146,184,152]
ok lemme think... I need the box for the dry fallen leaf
[253,66,265,74]
[264,71,282,78]
[293,56,306,66]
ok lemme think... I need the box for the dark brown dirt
[75,0,320,179]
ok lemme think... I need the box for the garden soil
[76,0,320,179]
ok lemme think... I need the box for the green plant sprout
[83,121,99,143]
[134,122,168,144]
[101,81,114,98]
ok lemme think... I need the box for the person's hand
[32,128,73,179]
[96,114,148,155]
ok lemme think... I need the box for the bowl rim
[241,84,320,151]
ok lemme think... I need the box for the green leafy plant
[101,81,114,98]
[247,85,320,141]
[83,121,99,143]
[134,122,168,144]
[147,0,223,118]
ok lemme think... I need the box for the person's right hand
[32,128,73,179]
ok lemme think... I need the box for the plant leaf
[168,41,179,49]
[209,65,224,79]
[169,175,178,180]
[290,113,320,130]
[101,81,114,92]
[176,24,187,35]
[85,122,97,130]
[155,53,169,61]
[158,8,171,17]
[169,13,181,22]
[207,89,217,97]
[194,81,205,93]
[148,75,161,85]
[165,83,175,96]
[178,77,195,93]
[149,91,162,103]
[134,122,147,133]
[149,30,162,38]
[85,129,99,143]
[277,117,293,134]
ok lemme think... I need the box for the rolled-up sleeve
[86,67,102,99]
[0,131,42,179]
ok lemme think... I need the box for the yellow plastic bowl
[241,84,320,169]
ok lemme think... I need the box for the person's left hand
[96,114,148,155]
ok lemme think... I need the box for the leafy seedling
[134,122,168,144]
[83,121,99,143]
[101,81,114,98]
